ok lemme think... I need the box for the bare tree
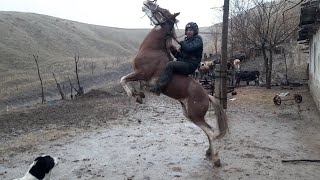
[90,60,96,74]
[210,25,222,54]
[52,72,65,99]
[74,54,84,95]
[103,60,109,70]
[33,55,45,103]
[67,76,80,99]
[230,0,299,88]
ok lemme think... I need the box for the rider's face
[186,28,194,38]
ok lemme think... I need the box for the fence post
[215,64,222,103]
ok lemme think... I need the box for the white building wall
[309,27,320,111]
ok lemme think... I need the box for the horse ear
[173,12,180,17]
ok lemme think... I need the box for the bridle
[143,0,175,26]
[143,0,180,43]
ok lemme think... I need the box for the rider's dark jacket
[171,34,203,69]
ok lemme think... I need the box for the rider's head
[185,22,199,38]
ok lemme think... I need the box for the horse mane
[164,25,177,61]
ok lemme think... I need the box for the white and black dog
[13,155,59,180]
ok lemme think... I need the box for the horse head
[142,1,180,55]
[142,0,180,29]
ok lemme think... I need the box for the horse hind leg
[181,102,221,167]
[120,72,145,103]
[194,119,221,167]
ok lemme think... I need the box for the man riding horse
[150,22,204,94]
[120,0,228,166]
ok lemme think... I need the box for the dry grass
[0,55,134,110]
[0,11,150,109]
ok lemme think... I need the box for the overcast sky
[0,0,224,29]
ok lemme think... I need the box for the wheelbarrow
[273,92,302,105]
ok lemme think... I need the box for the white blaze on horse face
[143,1,158,11]
[142,1,165,26]
[142,6,152,17]
[142,5,157,25]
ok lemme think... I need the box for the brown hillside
[0,11,152,109]
[0,12,151,71]
[0,12,214,110]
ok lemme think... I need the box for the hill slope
[0,12,214,110]
[0,12,151,71]
[0,12,155,109]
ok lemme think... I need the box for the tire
[294,94,302,103]
[274,95,281,105]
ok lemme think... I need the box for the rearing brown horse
[120,0,228,166]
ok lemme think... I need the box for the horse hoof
[214,159,221,167]
[139,92,146,98]
[136,97,143,104]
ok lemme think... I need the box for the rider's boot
[149,74,169,95]
[149,82,166,95]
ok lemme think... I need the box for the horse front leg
[120,72,145,104]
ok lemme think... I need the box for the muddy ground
[0,84,320,180]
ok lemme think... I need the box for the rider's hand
[170,45,179,58]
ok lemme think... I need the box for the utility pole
[220,0,230,109]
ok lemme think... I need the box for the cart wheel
[273,95,281,105]
[294,94,302,103]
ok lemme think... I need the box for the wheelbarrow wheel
[274,95,281,105]
[294,94,302,103]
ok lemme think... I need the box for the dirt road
[1,86,320,180]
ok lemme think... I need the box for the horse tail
[208,95,229,139]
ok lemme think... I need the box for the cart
[273,92,302,105]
